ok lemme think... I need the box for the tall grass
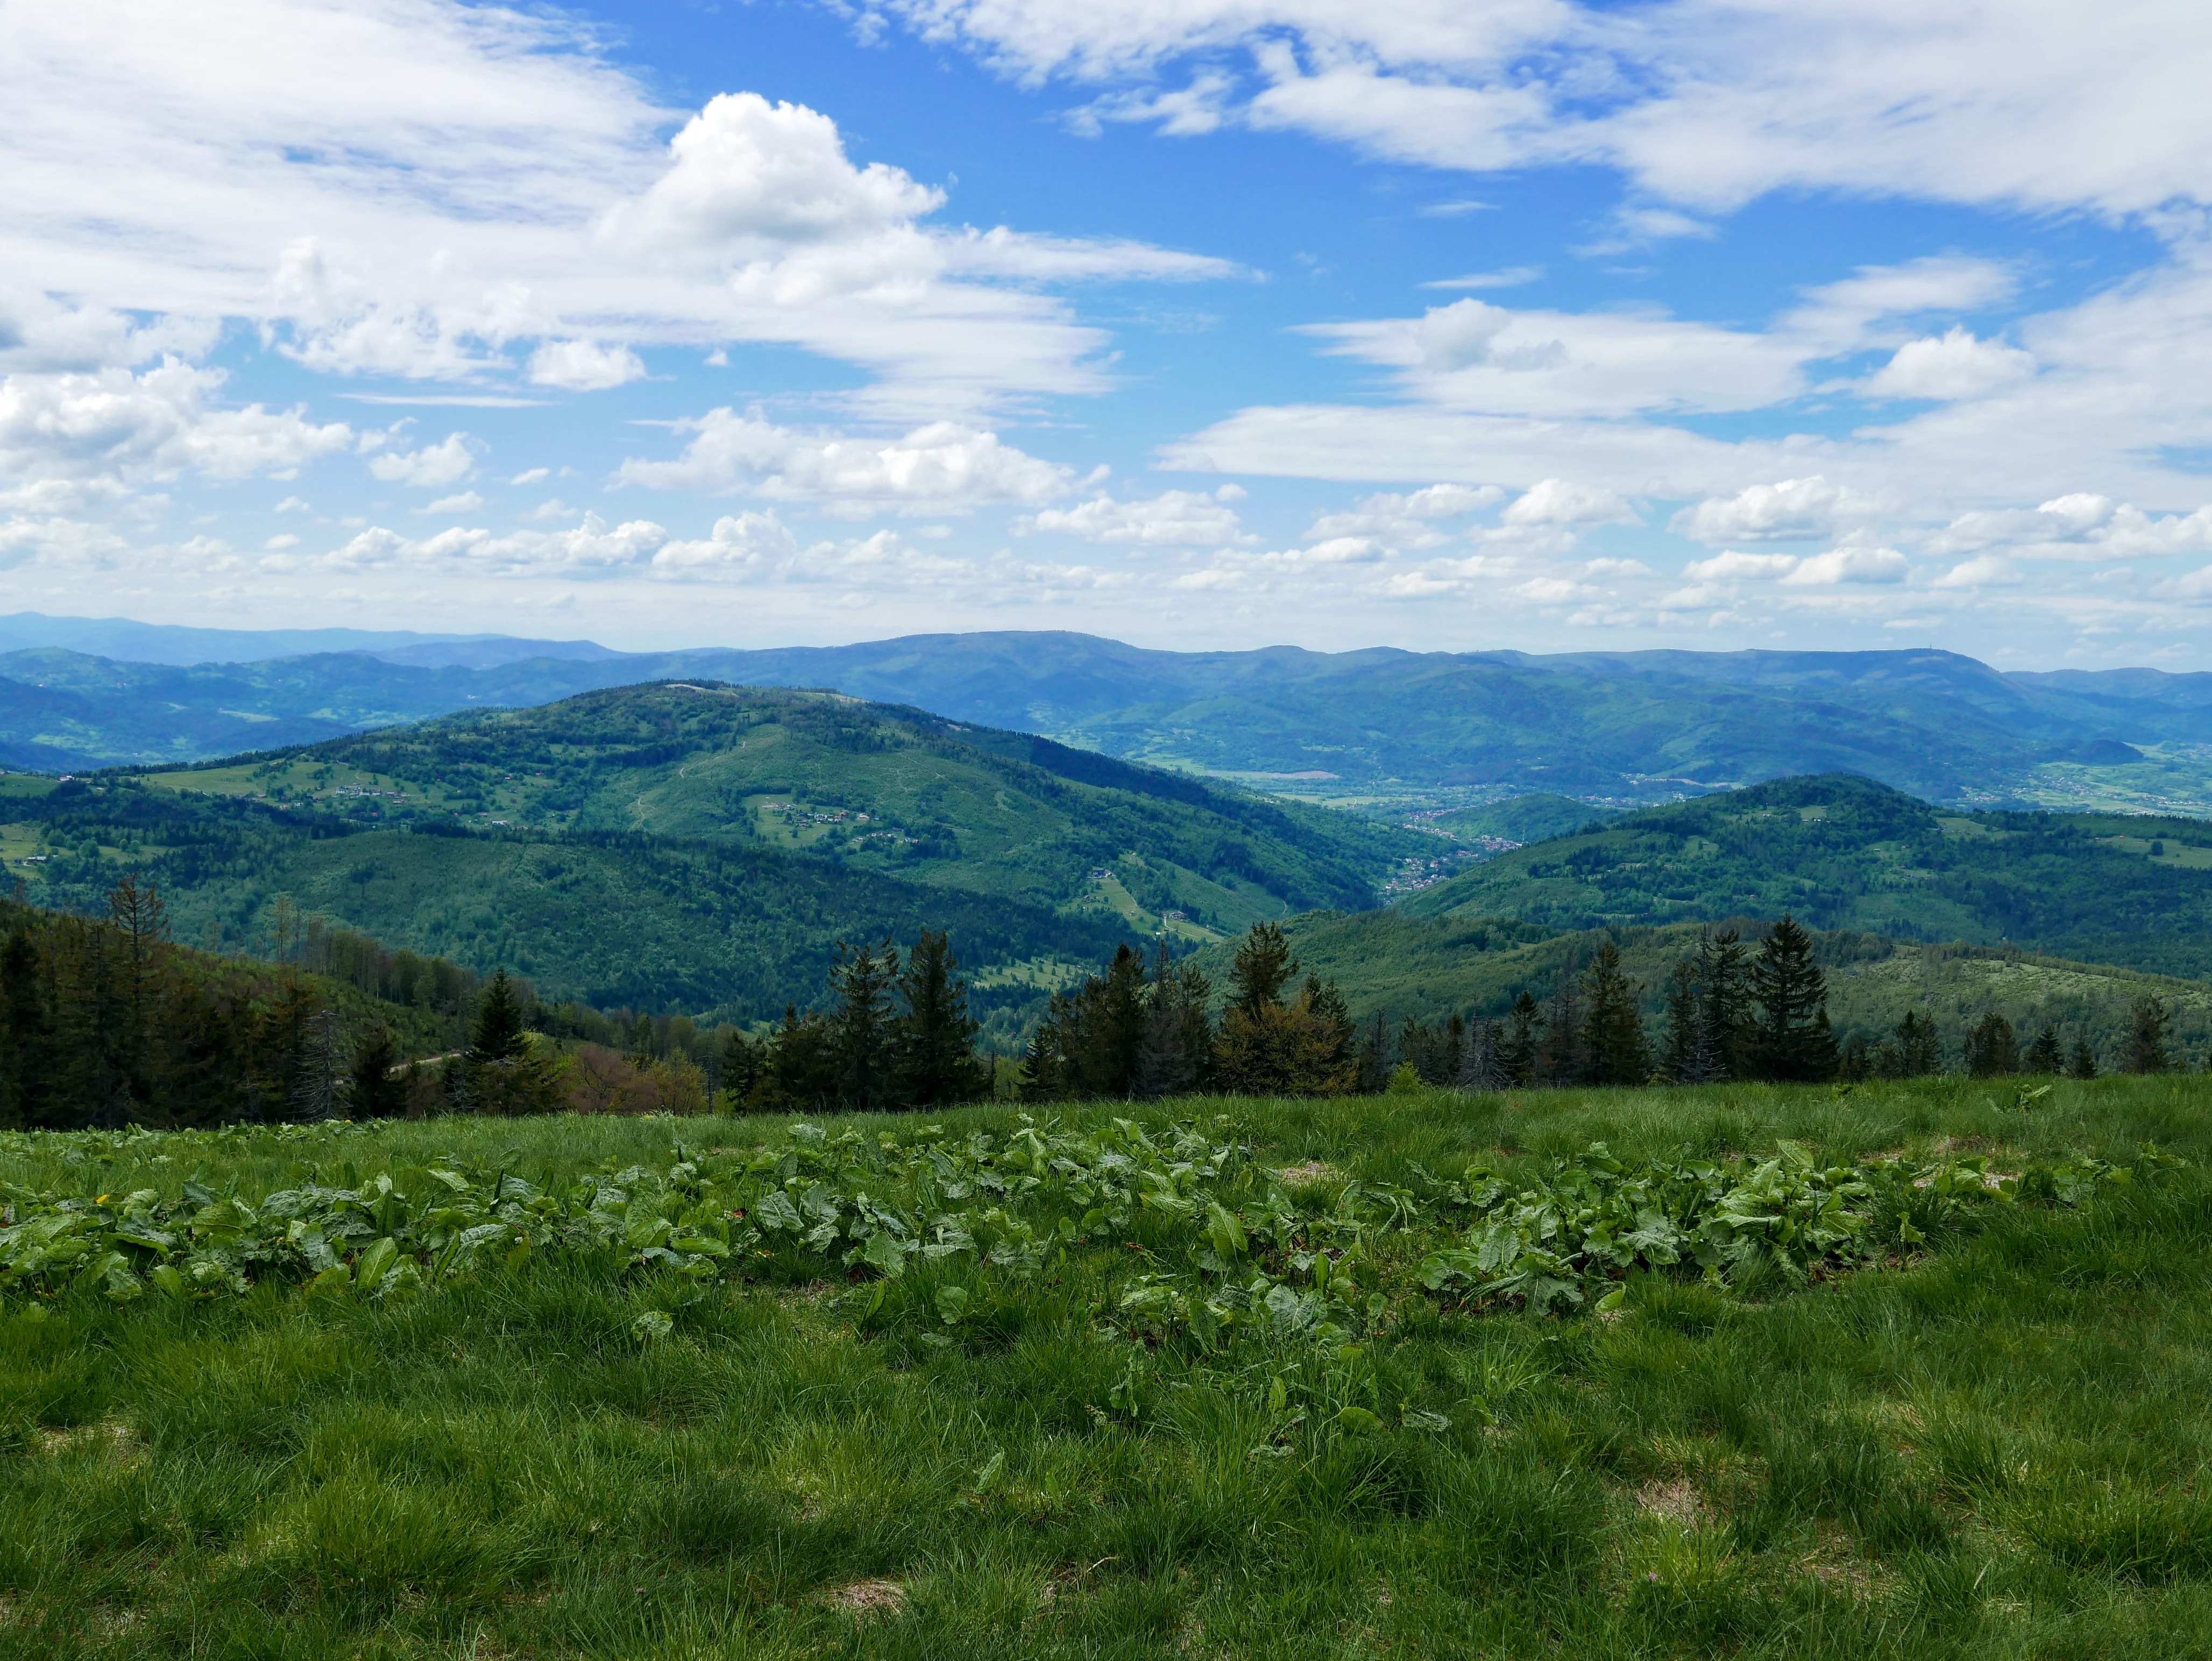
[2,1076,2209,1658]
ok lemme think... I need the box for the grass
[3,1077,2211,1658]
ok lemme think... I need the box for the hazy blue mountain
[4,619,2208,806]
[0,610,613,668]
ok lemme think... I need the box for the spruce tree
[2023,1024,2064,1075]
[1748,916,1837,1082]
[1579,940,1650,1085]
[1536,977,1585,1087]
[1353,1009,1392,1095]
[828,937,898,1110]
[2121,997,2172,1074]
[894,929,988,1108]
[1458,1017,1507,1091]
[1888,1009,1941,1077]
[1135,946,1214,1101]
[2068,1034,2097,1080]
[1500,991,1542,1087]
[348,1027,407,1118]
[1227,922,1297,1018]
[1965,1012,2019,1078]
[1658,957,1700,1083]
[470,969,530,1064]
[1690,928,1750,1082]
[292,1009,346,1121]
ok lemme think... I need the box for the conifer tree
[2023,1024,2064,1075]
[470,969,530,1064]
[1748,916,1837,1081]
[1965,1012,2019,1077]
[1579,940,1650,1085]
[1501,991,1542,1087]
[1882,1009,1941,1078]
[1353,1009,1392,1095]
[1458,1017,1507,1091]
[828,936,898,1110]
[718,1027,764,1109]
[1227,922,1297,1018]
[465,968,557,1115]
[1135,942,1213,1099]
[348,1027,407,1118]
[2121,997,2172,1074]
[293,1009,346,1120]
[1658,958,1700,1083]
[2068,1034,2098,1080]
[894,929,988,1108]
[1536,977,1585,1087]
[1689,928,1751,1082]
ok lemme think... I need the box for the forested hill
[1398,773,2212,977]
[12,624,2212,810]
[134,682,1416,931]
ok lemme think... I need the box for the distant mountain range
[5,613,2212,811]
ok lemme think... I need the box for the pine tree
[1353,1009,1392,1095]
[1690,928,1750,1082]
[1500,991,1542,1087]
[718,1027,764,1109]
[2023,1024,2064,1075]
[828,936,898,1110]
[470,969,530,1064]
[1579,940,1650,1085]
[0,927,47,1131]
[1019,994,1070,1102]
[1658,957,1700,1083]
[1135,943,1213,1100]
[2068,1034,2098,1080]
[1458,1017,1507,1091]
[894,929,988,1108]
[1227,922,1297,1018]
[1536,977,1585,1087]
[2121,997,2172,1075]
[348,1027,407,1118]
[1748,916,1837,1082]
[292,1008,346,1120]
[1881,1009,1941,1078]
[1965,1012,2019,1077]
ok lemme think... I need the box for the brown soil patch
[1277,1162,1340,1186]
[1637,1477,1706,1527]
[826,1579,906,1619]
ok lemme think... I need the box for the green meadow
[3,1078,2210,1659]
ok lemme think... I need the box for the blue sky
[6,1,2212,667]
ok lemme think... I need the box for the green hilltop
[1396,772,2212,978]
[3,683,1421,1029]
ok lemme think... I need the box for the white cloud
[1682,550,1799,582]
[1673,477,1884,544]
[1305,482,1503,544]
[528,339,647,392]
[881,2,2212,217]
[273,495,309,512]
[1780,546,1909,586]
[1501,479,1636,527]
[367,432,475,488]
[619,413,1087,512]
[0,361,353,485]
[1422,267,1543,292]
[0,7,1226,421]
[1864,328,2036,401]
[1930,494,2212,561]
[1018,488,1245,545]
[508,468,549,486]
[264,533,299,551]
[652,512,799,576]
[319,512,670,575]
[422,491,485,515]
[1933,553,2019,588]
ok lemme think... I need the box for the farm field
[3,1080,2210,1659]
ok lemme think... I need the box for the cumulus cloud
[1673,477,1884,544]
[421,492,485,515]
[1306,481,1503,544]
[1781,546,1909,586]
[0,361,352,485]
[619,413,1088,513]
[1683,550,1799,582]
[1018,487,1245,545]
[1929,495,2212,561]
[1864,328,2036,401]
[528,339,647,392]
[1501,479,1637,527]
[367,432,475,488]
[651,511,799,576]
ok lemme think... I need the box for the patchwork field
[2,1080,2209,1659]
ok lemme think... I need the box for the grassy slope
[1228,910,2212,1067]
[134,683,1417,931]
[3,1080,2210,1658]
[1400,772,2212,978]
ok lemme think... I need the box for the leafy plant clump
[2,1115,2175,1406]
